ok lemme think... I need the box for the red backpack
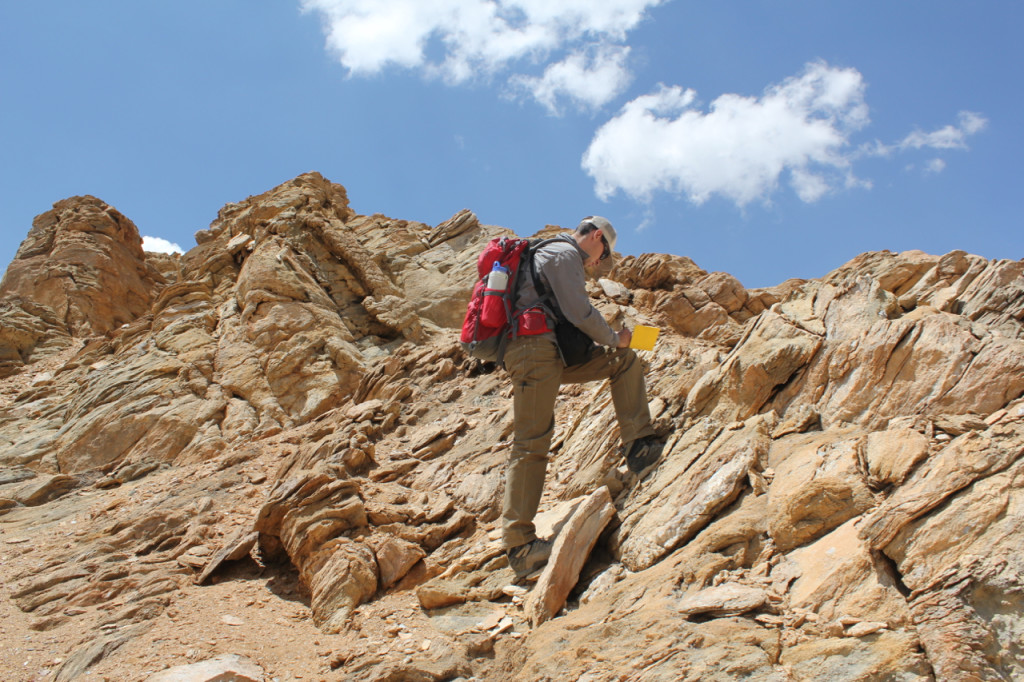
[459,237,553,363]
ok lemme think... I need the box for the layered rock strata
[1,172,1022,681]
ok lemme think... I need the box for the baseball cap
[580,215,617,255]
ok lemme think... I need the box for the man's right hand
[616,329,632,348]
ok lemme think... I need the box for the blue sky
[1,1,1019,289]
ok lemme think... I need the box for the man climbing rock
[502,216,662,579]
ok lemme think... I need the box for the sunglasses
[599,234,611,261]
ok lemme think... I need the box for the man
[502,216,661,579]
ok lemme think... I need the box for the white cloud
[301,2,989,203]
[142,236,184,254]
[856,139,893,159]
[853,110,987,174]
[510,45,633,114]
[790,168,830,203]
[899,111,988,150]
[300,0,663,110]
[582,61,870,206]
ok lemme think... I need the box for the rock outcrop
[1,172,1022,681]
[0,196,165,377]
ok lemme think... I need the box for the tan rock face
[0,195,162,337]
[865,427,930,486]
[525,486,615,626]
[783,518,910,626]
[0,196,166,377]
[616,413,775,571]
[1,176,1023,681]
[767,431,878,552]
[685,311,822,423]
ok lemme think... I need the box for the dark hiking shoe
[623,436,664,474]
[506,538,554,580]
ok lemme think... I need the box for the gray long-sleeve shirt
[514,234,618,348]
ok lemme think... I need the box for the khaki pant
[501,335,655,549]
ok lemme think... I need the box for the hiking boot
[506,538,554,580]
[622,436,663,474]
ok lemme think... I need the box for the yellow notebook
[629,325,660,351]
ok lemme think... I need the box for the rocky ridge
[0,172,1022,681]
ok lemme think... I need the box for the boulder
[525,487,616,626]
[617,413,774,571]
[194,529,258,585]
[662,491,769,589]
[677,583,770,618]
[368,533,427,589]
[781,518,910,626]
[685,312,822,423]
[145,654,265,681]
[864,426,930,485]
[0,195,163,337]
[880,454,1024,680]
[859,420,1024,552]
[697,271,748,314]
[766,430,876,552]
[7,474,78,506]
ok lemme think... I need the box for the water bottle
[481,262,510,327]
[486,261,509,292]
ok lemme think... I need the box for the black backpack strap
[524,237,564,321]
[526,237,599,367]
